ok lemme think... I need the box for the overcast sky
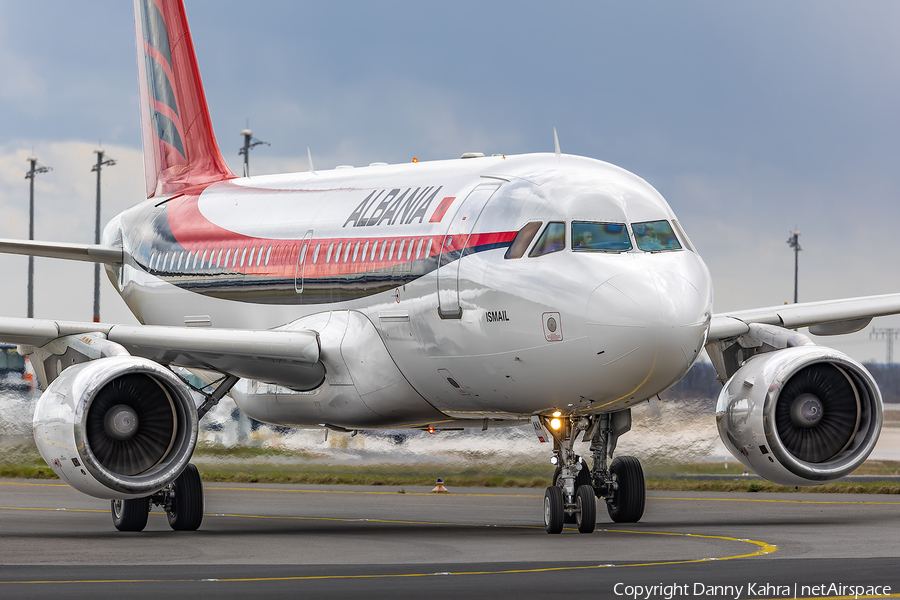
[1,0,900,363]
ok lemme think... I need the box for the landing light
[550,456,558,465]
[550,418,562,430]
[552,410,561,417]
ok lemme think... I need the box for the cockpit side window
[632,220,682,252]
[505,221,543,259]
[572,222,632,252]
[528,222,566,257]
[671,220,696,253]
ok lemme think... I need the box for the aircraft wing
[708,292,900,340]
[0,316,322,389]
[0,238,123,264]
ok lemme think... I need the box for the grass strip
[198,469,549,488]
[645,478,900,494]
[3,465,900,493]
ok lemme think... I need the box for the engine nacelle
[716,346,882,486]
[33,355,198,499]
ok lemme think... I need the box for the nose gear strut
[538,408,645,534]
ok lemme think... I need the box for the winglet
[134,0,234,198]
[553,127,561,159]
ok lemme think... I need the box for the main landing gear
[111,464,204,532]
[538,410,645,534]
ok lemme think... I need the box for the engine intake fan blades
[775,363,860,463]
[85,374,177,476]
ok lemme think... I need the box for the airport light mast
[239,128,269,177]
[24,156,52,318]
[870,327,900,364]
[786,229,801,303]
[92,148,116,323]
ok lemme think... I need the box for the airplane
[0,0,896,535]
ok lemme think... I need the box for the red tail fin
[134,0,234,198]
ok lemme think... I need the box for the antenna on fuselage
[553,127,561,160]
[307,147,317,175]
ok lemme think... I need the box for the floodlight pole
[24,156,52,318]
[239,128,269,177]
[786,230,801,304]
[870,328,900,364]
[92,149,116,323]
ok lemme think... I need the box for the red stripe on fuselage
[164,193,516,279]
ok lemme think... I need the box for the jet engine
[33,355,198,499]
[716,346,882,486]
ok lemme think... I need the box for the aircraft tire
[111,497,150,532]
[575,484,596,533]
[543,486,564,534]
[553,458,591,524]
[166,464,204,531]
[606,456,645,523]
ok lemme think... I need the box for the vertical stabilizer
[134,0,234,198]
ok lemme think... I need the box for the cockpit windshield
[631,220,682,252]
[572,222,632,252]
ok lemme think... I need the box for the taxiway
[0,479,898,598]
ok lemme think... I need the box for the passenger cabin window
[528,222,566,257]
[313,243,321,264]
[265,245,272,265]
[632,220,682,252]
[572,222,632,252]
[505,221,542,259]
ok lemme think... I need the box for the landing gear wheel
[575,484,596,533]
[111,497,150,532]
[553,458,591,524]
[166,464,204,531]
[543,486,564,534]
[606,456,645,523]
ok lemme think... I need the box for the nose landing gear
[538,409,645,534]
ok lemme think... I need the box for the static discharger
[431,478,449,494]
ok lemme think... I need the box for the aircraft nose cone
[586,268,709,391]
[587,268,706,327]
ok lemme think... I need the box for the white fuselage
[102,153,713,428]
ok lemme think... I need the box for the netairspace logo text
[613,582,892,600]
